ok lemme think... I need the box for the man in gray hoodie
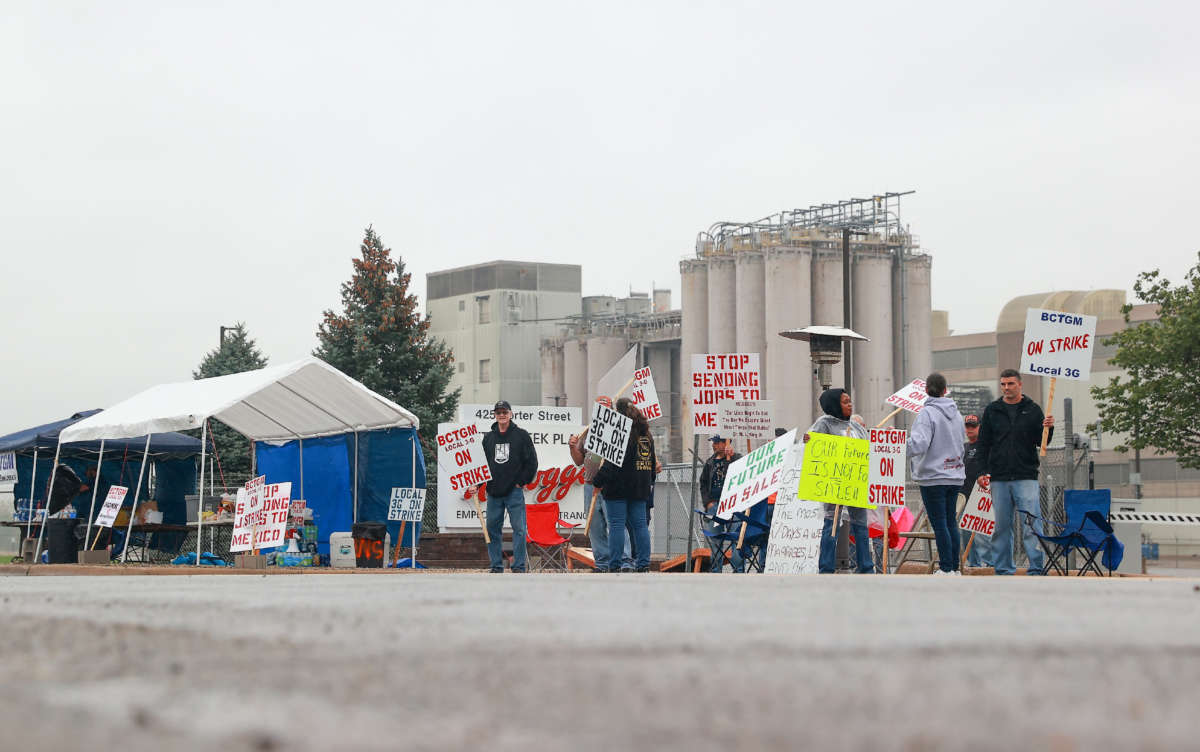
[906,372,967,574]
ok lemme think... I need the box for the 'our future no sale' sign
[585,402,633,467]
[716,429,795,519]
[959,479,995,537]
[437,423,492,493]
[1020,308,1098,381]
[691,353,760,433]
[868,428,907,507]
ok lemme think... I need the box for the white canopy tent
[45,358,419,565]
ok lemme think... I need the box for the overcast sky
[3,1,1197,434]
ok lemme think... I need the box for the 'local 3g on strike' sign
[691,353,760,432]
[585,402,633,467]
[797,433,873,508]
[388,487,426,523]
[437,423,492,492]
[1020,308,1098,381]
[868,428,907,507]
[716,429,796,519]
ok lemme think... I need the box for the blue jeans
[605,499,650,571]
[920,484,961,573]
[486,487,527,572]
[990,479,1045,575]
[584,484,610,570]
[819,506,873,573]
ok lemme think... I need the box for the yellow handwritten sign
[797,433,874,508]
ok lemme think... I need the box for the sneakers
[635,566,650,573]
[489,568,503,573]
[933,569,954,576]
[953,570,962,576]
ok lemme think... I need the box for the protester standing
[570,396,616,571]
[807,388,874,574]
[475,400,539,573]
[698,434,744,572]
[907,373,967,575]
[959,414,990,568]
[591,398,657,572]
[977,369,1054,576]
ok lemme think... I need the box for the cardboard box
[234,554,267,570]
[77,548,110,565]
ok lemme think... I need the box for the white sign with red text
[717,399,775,439]
[630,367,663,421]
[959,479,995,537]
[691,353,761,433]
[231,480,292,552]
[884,379,947,414]
[717,429,796,519]
[93,485,129,528]
[1020,308,1099,381]
[868,428,907,508]
[437,419,587,532]
[437,422,492,495]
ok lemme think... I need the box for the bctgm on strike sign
[437,422,492,493]
[884,379,947,415]
[0,452,16,484]
[717,399,775,439]
[388,487,426,523]
[630,367,662,421]
[691,353,760,433]
[585,402,633,467]
[959,479,995,537]
[716,429,795,519]
[1020,308,1098,381]
[93,486,129,528]
[868,428,907,507]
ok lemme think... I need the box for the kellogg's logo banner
[437,408,586,532]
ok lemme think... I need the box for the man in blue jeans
[474,400,539,573]
[977,369,1054,575]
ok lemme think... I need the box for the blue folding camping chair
[729,500,772,573]
[1022,489,1112,575]
[1073,510,1124,576]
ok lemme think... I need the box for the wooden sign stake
[882,510,889,574]
[392,520,407,567]
[585,488,599,535]
[876,406,904,428]
[1039,376,1057,457]
[961,531,976,568]
[471,493,491,544]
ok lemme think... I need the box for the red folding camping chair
[525,502,578,572]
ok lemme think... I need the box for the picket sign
[1020,308,1098,456]
[959,478,996,565]
[437,422,492,543]
[691,353,761,433]
[90,486,129,549]
[717,399,775,440]
[231,479,291,553]
[585,403,633,468]
[763,443,824,574]
[0,452,16,484]
[868,427,907,575]
[630,367,663,421]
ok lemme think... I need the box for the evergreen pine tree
[193,322,268,480]
[315,226,460,483]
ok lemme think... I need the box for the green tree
[193,322,269,479]
[1091,252,1200,468]
[314,226,460,481]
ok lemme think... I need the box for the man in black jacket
[475,400,539,573]
[977,369,1054,575]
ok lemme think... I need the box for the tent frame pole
[195,421,207,566]
[84,440,105,546]
[353,431,359,524]
[120,435,152,564]
[299,438,305,501]
[411,433,417,568]
[32,444,62,564]
[25,448,38,549]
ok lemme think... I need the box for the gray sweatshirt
[906,396,967,485]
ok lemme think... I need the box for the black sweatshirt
[593,431,657,502]
[481,421,539,497]
[977,395,1053,482]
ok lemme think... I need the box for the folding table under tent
[56,357,421,566]
[0,410,203,559]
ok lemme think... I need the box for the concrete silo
[735,250,767,393]
[680,259,710,454]
[903,254,934,387]
[809,247,846,391]
[563,338,589,408]
[706,255,737,354]
[586,336,630,403]
[540,339,566,406]
[764,246,813,431]
[851,251,896,424]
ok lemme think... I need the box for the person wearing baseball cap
[476,399,539,572]
[959,413,989,568]
[697,434,744,572]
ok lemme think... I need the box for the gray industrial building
[679,193,933,452]
[427,260,582,407]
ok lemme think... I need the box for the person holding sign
[474,400,539,573]
[977,369,1054,576]
[806,388,874,574]
[906,373,967,575]
[591,398,657,573]
[569,396,621,572]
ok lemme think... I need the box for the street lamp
[779,325,869,393]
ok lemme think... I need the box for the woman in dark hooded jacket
[805,388,874,574]
[592,398,657,572]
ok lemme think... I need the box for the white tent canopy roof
[59,358,419,444]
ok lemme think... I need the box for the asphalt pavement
[2,571,1199,751]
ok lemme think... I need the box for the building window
[476,296,490,324]
[479,359,491,383]
[458,300,465,312]
[933,346,997,371]
[457,362,465,374]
